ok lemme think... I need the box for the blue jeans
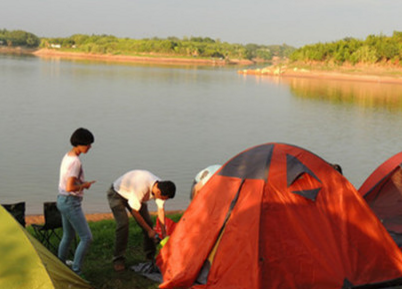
[57,195,93,274]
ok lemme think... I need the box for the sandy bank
[238,65,402,85]
[25,48,253,66]
[25,210,185,226]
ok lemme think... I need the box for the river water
[1,53,402,215]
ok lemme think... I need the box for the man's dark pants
[107,186,156,266]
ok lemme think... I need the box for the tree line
[8,28,402,67]
[0,29,295,61]
[40,34,295,61]
[0,29,40,47]
[290,31,402,66]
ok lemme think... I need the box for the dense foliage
[290,31,402,66]
[4,28,402,68]
[0,28,295,61]
[0,29,40,47]
[40,34,295,61]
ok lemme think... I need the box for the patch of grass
[27,213,182,289]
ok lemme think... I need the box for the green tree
[25,32,294,62]
[350,45,378,64]
[3,30,40,47]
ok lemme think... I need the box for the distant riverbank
[4,46,402,84]
[0,46,254,66]
[238,63,402,85]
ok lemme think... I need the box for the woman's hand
[82,180,96,190]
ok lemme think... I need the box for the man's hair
[331,163,343,175]
[70,128,94,146]
[158,181,176,199]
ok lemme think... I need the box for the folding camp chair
[32,202,63,254]
[2,201,26,227]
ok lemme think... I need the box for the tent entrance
[195,180,245,285]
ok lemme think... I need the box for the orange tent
[157,143,402,289]
[359,151,402,247]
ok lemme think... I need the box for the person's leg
[66,197,93,275]
[57,195,76,262]
[59,196,92,274]
[138,203,156,260]
[107,186,129,269]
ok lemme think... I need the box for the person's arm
[131,209,156,239]
[66,176,95,192]
[157,207,166,238]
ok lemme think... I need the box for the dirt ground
[1,46,255,65]
[25,210,184,226]
[31,48,253,66]
[25,212,113,226]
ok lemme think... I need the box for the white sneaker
[66,260,73,267]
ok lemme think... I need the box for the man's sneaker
[113,263,125,272]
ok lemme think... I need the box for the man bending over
[107,170,176,271]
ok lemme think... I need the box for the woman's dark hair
[157,181,176,199]
[70,128,94,146]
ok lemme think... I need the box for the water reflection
[281,77,402,111]
[3,52,402,214]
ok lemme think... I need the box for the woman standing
[57,127,96,277]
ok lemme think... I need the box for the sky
[1,0,402,48]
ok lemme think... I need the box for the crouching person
[106,170,176,272]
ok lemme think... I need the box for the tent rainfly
[359,151,402,247]
[157,143,402,289]
[0,205,93,289]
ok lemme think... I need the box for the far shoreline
[0,46,255,66]
[4,46,402,85]
[238,64,402,85]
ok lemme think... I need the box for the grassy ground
[27,213,182,289]
[26,213,402,289]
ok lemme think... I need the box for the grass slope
[27,214,182,289]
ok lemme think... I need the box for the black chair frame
[2,202,26,227]
[32,202,63,254]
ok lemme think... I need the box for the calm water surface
[2,54,402,215]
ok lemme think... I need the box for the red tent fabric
[358,151,402,243]
[157,143,402,289]
[154,217,177,236]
